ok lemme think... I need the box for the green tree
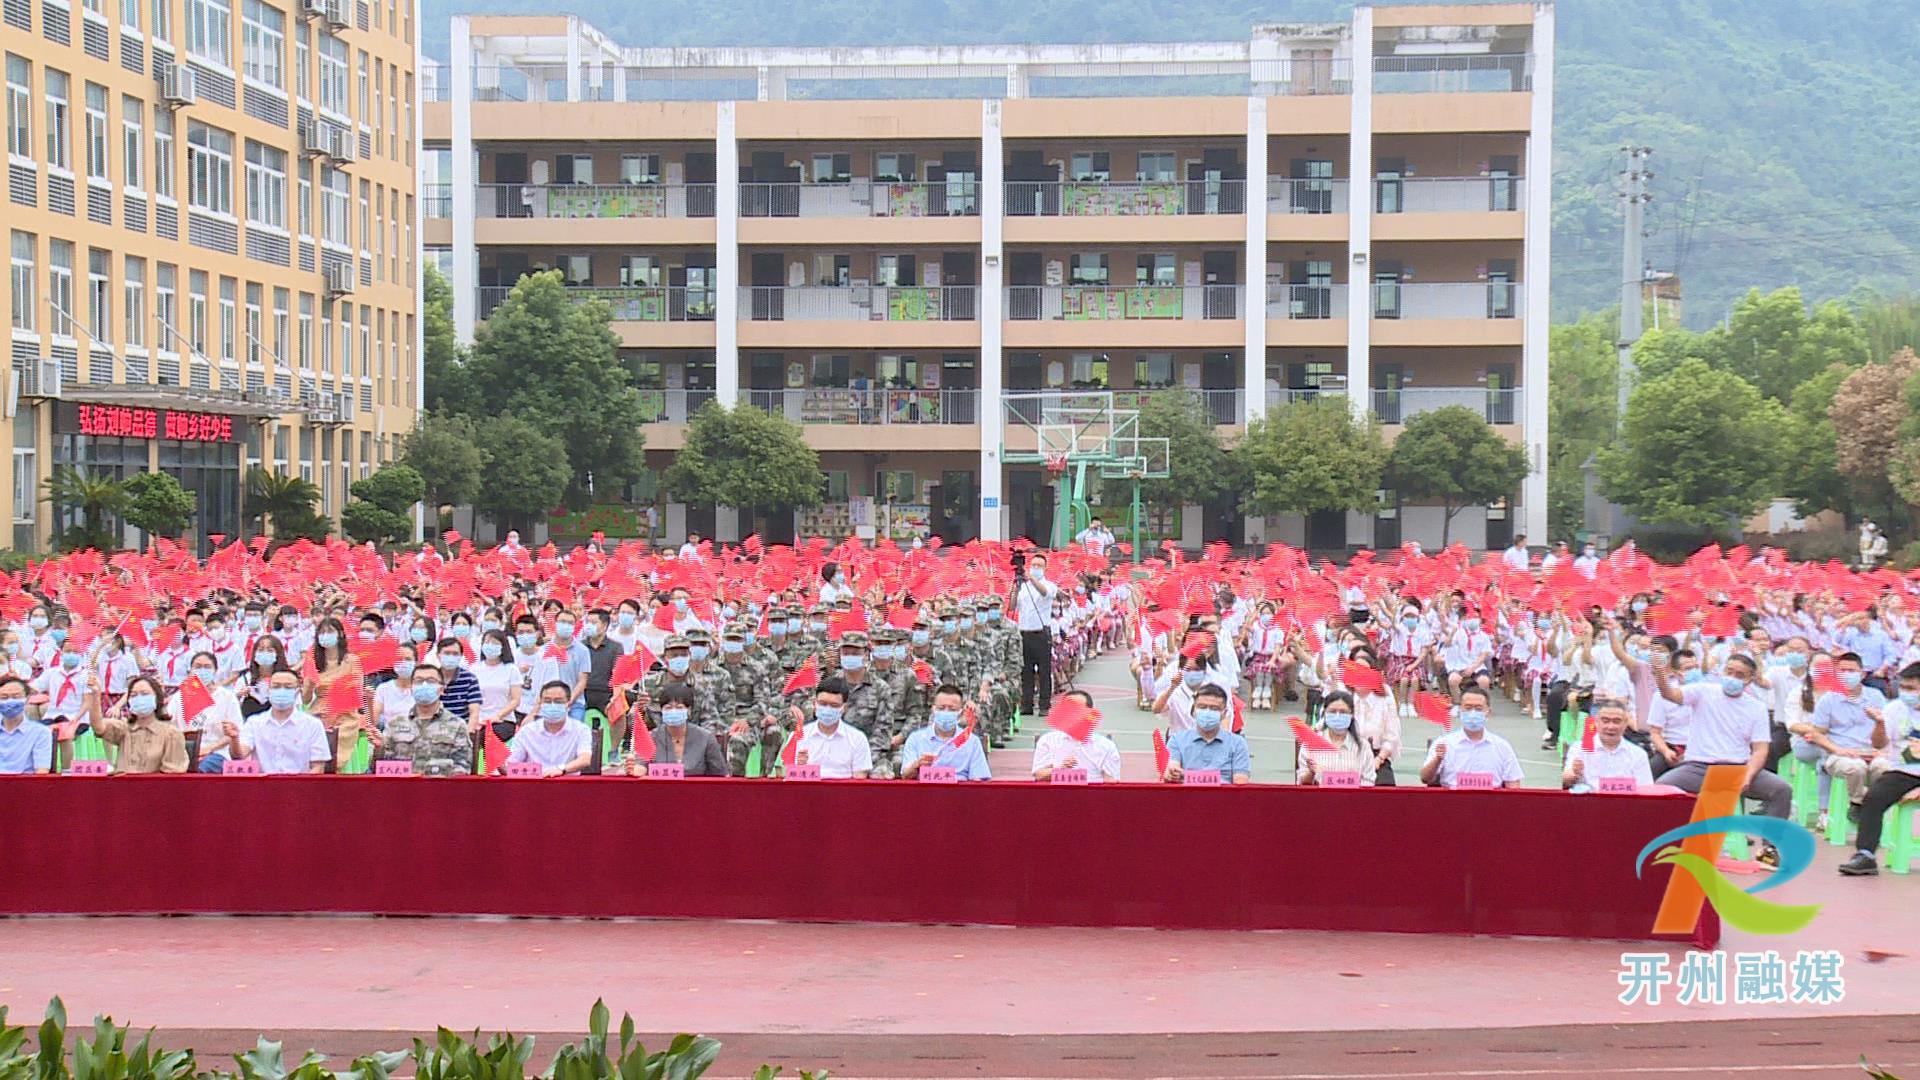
[473,415,571,535]
[1134,391,1239,511]
[1236,397,1386,517]
[121,472,197,539]
[43,467,128,552]
[245,468,330,542]
[401,412,483,514]
[1717,289,1870,404]
[1547,310,1619,537]
[1597,360,1788,533]
[1385,406,1531,545]
[1778,362,1854,520]
[340,465,425,545]
[462,271,646,506]
[420,265,483,417]
[665,402,823,528]
[1831,349,1920,534]
[1853,291,1920,364]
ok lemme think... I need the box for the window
[272,287,288,366]
[124,257,146,348]
[83,83,109,182]
[1068,353,1107,387]
[619,255,658,287]
[187,270,208,355]
[1069,152,1110,182]
[402,72,412,165]
[13,442,35,529]
[87,249,111,344]
[339,301,352,377]
[319,300,332,374]
[121,96,143,189]
[241,0,284,89]
[809,153,850,184]
[155,264,177,349]
[875,152,915,182]
[1135,253,1175,285]
[619,153,658,185]
[150,0,171,41]
[554,153,591,185]
[48,241,75,338]
[186,0,232,67]
[1069,253,1109,285]
[371,61,381,152]
[120,0,138,28]
[153,106,174,199]
[1136,152,1176,182]
[245,282,261,364]
[186,121,233,215]
[319,165,348,244]
[243,140,286,229]
[293,23,309,101]
[45,70,71,171]
[219,276,236,362]
[317,34,348,116]
[8,233,33,333]
[356,51,368,125]
[358,178,369,249]
[4,56,28,162]
[297,293,312,368]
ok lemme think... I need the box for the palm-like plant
[43,466,129,552]
[245,467,330,541]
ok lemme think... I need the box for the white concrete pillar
[1521,2,1554,543]
[1345,6,1374,419]
[715,101,740,407]
[449,17,477,343]
[756,67,788,102]
[564,18,581,101]
[665,503,688,545]
[979,99,1006,542]
[1243,95,1268,423]
[715,507,740,542]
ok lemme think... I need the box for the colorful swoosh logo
[1636,814,1822,935]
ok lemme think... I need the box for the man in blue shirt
[0,675,51,774]
[1808,651,1888,821]
[899,684,992,781]
[1838,613,1897,693]
[1162,684,1251,784]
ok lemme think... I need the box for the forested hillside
[423,0,1920,325]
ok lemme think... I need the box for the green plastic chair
[1722,829,1751,860]
[341,732,372,774]
[73,729,111,762]
[744,743,763,778]
[1788,757,1820,826]
[1823,792,1850,846]
[1884,799,1916,875]
[1555,708,1581,758]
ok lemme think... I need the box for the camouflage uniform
[719,621,785,775]
[685,628,735,738]
[930,607,976,698]
[377,706,474,777]
[833,631,895,771]
[865,629,918,779]
[638,636,704,730]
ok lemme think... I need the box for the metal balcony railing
[1266,177,1351,215]
[736,180,981,218]
[1371,53,1531,93]
[1371,282,1522,320]
[1004,387,1242,427]
[1265,386,1341,409]
[1005,284,1242,321]
[476,285,717,322]
[635,388,716,423]
[744,387,980,425]
[1372,176,1524,214]
[1265,283,1348,320]
[1004,178,1245,217]
[740,285,977,322]
[1371,386,1523,426]
[423,182,451,218]
[477,182,717,219]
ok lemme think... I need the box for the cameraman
[1012,551,1061,716]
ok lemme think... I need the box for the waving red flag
[629,711,655,763]
[1581,715,1597,753]
[1413,691,1454,731]
[324,675,362,718]
[782,658,820,697]
[1152,728,1171,776]
[651,605,678,632]
[1339,660,1384,694]
[886,607,920,631]
[350,634,399,673]
[483,726,512,773]
[1289,715,1337,752]
[1810,657,1847,696]
[780,724,801,768]
[178,676,215,726]
[951,706,977,748]
[828,609,864,641]
[911,658,934,687]
[1180,631,1215,660]
[299,647,319,684]
[611,648,649,687]
[1045,696,1099,742]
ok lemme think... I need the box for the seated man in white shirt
[1563,695,1654,791]
[1031,689,1123,782]
[227,670,331,774]
[506,680,594,776]
[1420,686,1525,789]
[1501,533,1531,573]
[790,676,873,779]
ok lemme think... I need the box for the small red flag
[541,642,568,661]
[483,726,512,773]
[1413,691,1454,731]
[651,605,677,632]
[1231,693,1246,734]
[1180,631,1214,660]
[1289,715,1336,752]
[1644,601,1692,637]
[780,725,801,768]
[1580,716,1597,753]
[629,712,655,763]
[951,707,976,748]
[828,610,863,640]
[1810,657,1847,696]
[351,634,399,673]
[1152,728,1171,776]
[1045,696,1099,742]
[886,607,919,631]
[611,649,648,687]
[1339,660,1384,694]
[179,676,215,725]
[782,659,820,696]
[324,676,361,717]
[911,658,934,687]
[1701,604,1742,639]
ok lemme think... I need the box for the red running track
[0,776,1712,943]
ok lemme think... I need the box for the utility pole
[1616,146,1653,418]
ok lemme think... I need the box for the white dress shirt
[1569,739,1654,786]
[238,709,331,774]
[1424,729,1524,787]
[796,720,873,778]
[507,717,592,769]
[1013,576,1058,632]
[1031,729,1123,782]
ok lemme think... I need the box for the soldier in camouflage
[832,631,895,770]
[371,663,475,776]
[930,605,976,705]
[636,635,705,731]
[683,627,735,737]
[718,620,783,775]
[868,627,921,779]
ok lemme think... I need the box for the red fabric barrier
[0,777,1713,944]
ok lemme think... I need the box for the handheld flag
[1045,696,1099,742]
[1152,728,1171,775]
[1413,691,1454,731]
[782,659,820,696]
[1289,715,1337,752]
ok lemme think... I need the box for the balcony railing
[740,285,977,322]
[1005,388,1242,427]
[477,182,717,219]
[423,183,451,218]
[1267,177,1351,215]
[1372,386,1523,426]
[477,285,717,322]
[1371,53,1531,93]
[737,181,981,219]
[1265,386,1342,410]
[1005,179,1246,217]
[1373,176,1524,214]
[1006,284,1242,322]
[1265,283,1348,320]
[1372,282,1521,320]
[744,387,980,425]
[636,388,717,423]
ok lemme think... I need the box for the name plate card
[1183,769,1224,786]
[1050,767,1089,785]
[1456,771,1498,790]
[784,764,822,781]
[1320,770,1363,788]
[68,760,111,776]
[222,758,261,775]
[919,766,958,784]
[373,760,413,776]
[503,761,543,778]
[1598,775,1638,794]
[647,763,686,780]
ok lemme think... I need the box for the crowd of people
[0,528,1915,876]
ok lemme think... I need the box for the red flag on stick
[782,659,820,696]
[911,658,935,687]
[1339,660,1384,694]
[299,648,318,684]
[1810,657,1848,696]
[179,676,215,726]
[324,675,362,718]
[1045,696,1099,742]
[1180,631,1215,660]
[651,605,677,632]
[780,725,801,768]
[351,634,399,673]
[483,726,512,773]
[1152,728,1171,776]
[1581,716,1597,753]
[611,649,649,688]
[1413,691,1454,731]
[1289,715,1337,752]
[629,711,655,764]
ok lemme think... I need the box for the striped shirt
[439,669,483,723]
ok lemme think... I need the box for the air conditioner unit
[333,390,355,417]
[36,359,63,400]
[322,0,349,29]
[300,0,327,20]
[301,119,332,157]
[157,62,197,108]
[327,125,356,166]
[324,262,354,297]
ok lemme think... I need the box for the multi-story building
[430,2,1550,550]
[2,0,420,552]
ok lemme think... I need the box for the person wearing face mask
[238,634,292,719]
[826,631,895,761]
[1501,532,1531,574]
[715,622,779,776]
[1840,661,1920,875]
[1030,689,1122,782]
[577,607,624,724]
[1161,684,1251,784]
[1800,651,1889,829]
[627,683,728,776]
[373,652,425,731]
[504,681,594,777]
[23,606,59,671]
[818,561,849,607]
[1573,542,1601,579]
[471,628,523,745]
[167,651,243,772]
[36,636,103,767]
[1442,606,1495,709]
[1386,604,1433,718]
[1011,551,1061,718]
[304,615,359,705]
[787,678,872,779]
[1562,696,1653,791]
[93,674,188,773]
[435,641,484,731]
[93,632,138,712]
[1420,687,1523,789]
[636,636,705,733]
[0,630,33,683]
[1646,645,1699,780]
[1298,691,1376,786]
[227,670,331,774]
[526,613,591,724]
[1242,602,1287,711]
[0,674,51,773]
[1651,652,1793,866]
[899,684,991,781]
[608,599,645,655]
[368,662,474,776]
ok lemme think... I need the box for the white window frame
[317,33,348,117]
[272,286,288,369]
[87,248,111,345]
[188,270,209,356]
[9,232,34,335]
[45,69,71,173]
[155,264,178,351]
[319,165,349,246]
[186,0,233,69]
[124,256,146,349]
[4,56,29,164]
[219,276,236,363]
[293,23,309,101]
[83,83,110,184]
[297,293,312,370]
[245,282,262,366]
[121,95,144,191]
[240,0,284,91]
[149,0,171,42]
[153,106,175,201]
[186,120,234,217]
[48,241,75,340]
[244,139,286,231]
[13,449,37,527]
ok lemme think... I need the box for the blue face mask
[841,654,866,671]
[814,704,842,727]
[1459,709,1487,732]
[666,656,690,676]
[554,622,576,641]
[722,640,745,655]
[689,644,710,661]
[1463,619,1481,633]
[906,630,926,646]
[482,620,502,633]
[810,621,828,635]
[0,698,25,719]
[661,708,689,728]
[1784,652,1809,670]
[268,687,300,711]
[539,702,567,722]
[412,683,442,705]
[1720,675,1747,697]
[786,619,803,635]
[942,620,958,634]
[673,599,689,613]
[516,632,537,649]
[1681,668,1704,684]
[59,651,83,671]
[932,708,960,733]
[1628,646,1648,662]
[1631,600,1649,614]
[1902,691,1920,709]
[1193,707,1223,732]
[1181,669,1206,688]
[987,610,1002,622]
[244,615,262,632]
[618,612,637,629]
[1323,710,1353,732]
[128,693,158,715]
[50,628,69,645]
[256,651,279,666]
[317,631,339,649]
[1535,618,1552,631]
[481,642,503,660]
[974,612,988,625]
[452,625,472,639]
[1840,671,1864,690]
[394,660,416,679]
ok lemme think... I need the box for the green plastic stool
[1722,830,1751,860]
[1884,800,1917,875]
[73,730,111,762]
[1556,708,1580,757]
[1788,757,1820,826]
[1824,788,1851,846]
[744,743,763,778]
[341,732,372,774]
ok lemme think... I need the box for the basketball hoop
[1045,452,1069,476]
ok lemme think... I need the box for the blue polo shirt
[1812,687,1887,750]
[900,725,992,780]
[1840,626,1896,675]
[1167,727,1252,778]
[0,718,53,773]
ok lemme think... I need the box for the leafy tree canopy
[665,402,823,513]
[1597,359,1787,532]
[1385,406,1530,545]
[1237,397,1386,517]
